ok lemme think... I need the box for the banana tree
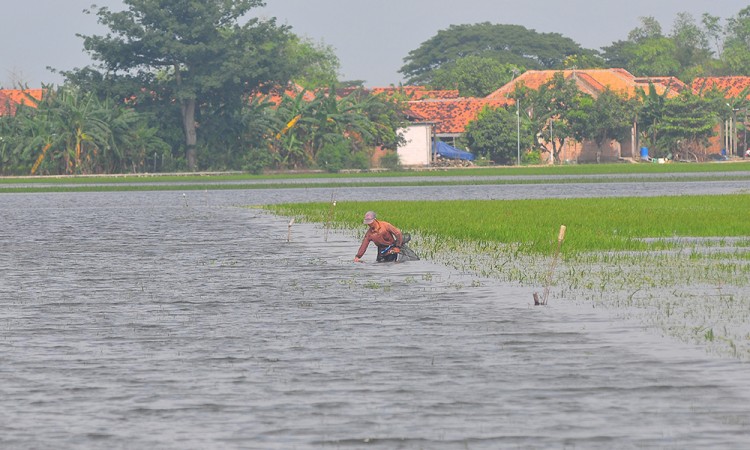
[24,87,111,174]
[17,87,167,174]
[269,90,314,168]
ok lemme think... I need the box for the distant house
[489,68,688,162]
[0,89,44,116]
[400,68,687,164]
[692,76,750,156]
[362,86,504,166]
[397,122,433,166]
[486,68,686,101]
[407,97,510,142]
[383,70,687,166]
[366,86,467,166]
[400,70,750,164]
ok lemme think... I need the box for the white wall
[396,124,432,166]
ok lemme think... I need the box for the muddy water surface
[1,187,750,449]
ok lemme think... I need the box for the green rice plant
[267,194,750,255]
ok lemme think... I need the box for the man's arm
[354,234,371,261]
[389,225,404,247]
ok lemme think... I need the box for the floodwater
[2,184,750,449]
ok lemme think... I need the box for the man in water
[354,211,404,263]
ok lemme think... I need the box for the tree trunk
[182,99,198,171]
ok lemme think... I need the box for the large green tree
[459,104,534,165]
[568,88,637,160]
[514,73,591,163]
[724,6,750,75]
[75,0,300,170]
[429,56,522,97]
[601,13,734,79]
[602,16,681,77]
[399,23,601,86]
[671,12,712,72]
[636,85,721,159]
[286,37,341,90]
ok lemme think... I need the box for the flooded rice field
[2,184,750,449]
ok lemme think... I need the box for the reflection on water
[1,189,749,449]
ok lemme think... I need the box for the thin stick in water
[535,225,566,306]
[324,192,336,242]
[287,218,295,243]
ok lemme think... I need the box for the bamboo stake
[287,218,295,243]
[535,225,566,306]
[324,192,336,242]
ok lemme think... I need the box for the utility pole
[517,99,521,166]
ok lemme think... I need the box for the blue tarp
[433,141,475,161]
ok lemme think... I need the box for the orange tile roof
[0,89,43,115]
[259,83,316,105]
[257,84,460,106]
[407,97,510,135]
[0,92,10,115]
[0,88,43,104]
[369,86,460,100]
[692,77,750,98]
[486,69,685,100]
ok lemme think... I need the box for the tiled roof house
[691,76,750,156]
[0,89,44,116]
[407,97,510,137]
[486,68,687,100]
[692,76,750,97]
[402,68,690,164]
[369,86,461,100]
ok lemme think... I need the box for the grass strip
[1,173,749,194]
[1,161,749,185]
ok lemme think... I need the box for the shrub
[316,139,349,173]
[346,150,371,170]
[242,147,274,174]
[522,150,542,165]
[379,151,402,170]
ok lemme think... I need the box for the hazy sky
[3,0,748,88]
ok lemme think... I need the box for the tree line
[2,1,750,175]
[402,9,750,97]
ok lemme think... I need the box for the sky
[3,0,749,88]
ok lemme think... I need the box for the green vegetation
[1,161,749,192]
[0,161,748,182]
[267,195,750,255]
[0,86,169,175]
[428,56,522,97]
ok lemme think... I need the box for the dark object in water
[376,233,420,263]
